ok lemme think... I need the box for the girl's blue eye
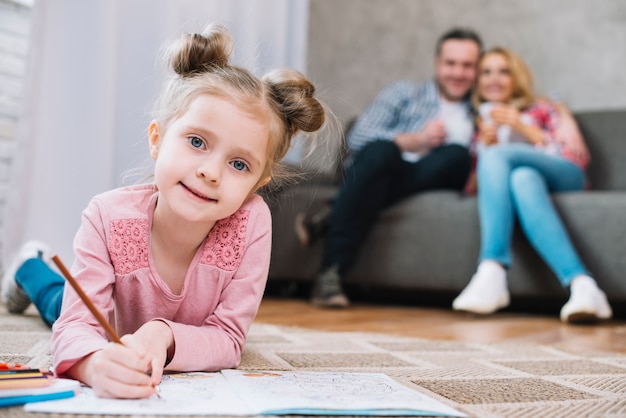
[189,136,204,149]
[232,160,248,171]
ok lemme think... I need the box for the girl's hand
[66,321,173,399]
[129,320,174,387]
[69,342,155,399]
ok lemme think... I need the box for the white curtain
[2,0,310,264]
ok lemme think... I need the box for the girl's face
[149,94,271,227]
[477,53,513,103]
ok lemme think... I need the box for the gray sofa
[265,110,626,311]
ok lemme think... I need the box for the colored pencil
[0,375,53,390]
[0,362,28,370]
[0,369,52,376]
[51,255,122,344]
[0,373,48,380]
[0,388,77,407]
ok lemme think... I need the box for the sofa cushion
[577,110,626,190]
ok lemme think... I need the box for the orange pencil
[0,375,53,390]
[51,255,122,344]
[0,373,47,379]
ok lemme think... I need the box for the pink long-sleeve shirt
[51,184,272,377]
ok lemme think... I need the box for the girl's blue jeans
[477,143,588,287]
[15,258,64,327]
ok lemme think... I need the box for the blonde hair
[472,46,535,111]
[151,24,327,190]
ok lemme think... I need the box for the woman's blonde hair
[472,46,535,110]
[151,24,327,190]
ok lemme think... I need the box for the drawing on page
[237,371,420,403]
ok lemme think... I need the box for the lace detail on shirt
[110,219,150,274]
[200,209,249,271]
[109,210,249,274]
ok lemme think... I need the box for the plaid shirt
[347,79,473,162]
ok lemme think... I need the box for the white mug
[479,102,511,144]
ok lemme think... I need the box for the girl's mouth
[180,182,216,202]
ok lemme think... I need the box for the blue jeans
[15,258,64,327]
[477,144,587,287]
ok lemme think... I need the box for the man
[308,28,483,308]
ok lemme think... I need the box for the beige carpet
[2,305,626,418]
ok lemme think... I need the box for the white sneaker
[452,260,510,314]
[560,275,613,323]
[1,241,52,313]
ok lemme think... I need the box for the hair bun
[170,24,233,77]
[263,68,325,135]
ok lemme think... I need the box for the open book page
[222,370,465,416]
[25,370,466,417]
[24,372,250,415]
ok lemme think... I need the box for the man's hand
[395,119,446,153]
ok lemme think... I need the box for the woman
[452,47,612,323]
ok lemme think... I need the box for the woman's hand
[477,117,498,146]
[491,103,545,145]
[490,104,521,128]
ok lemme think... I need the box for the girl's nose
[197,159,222,184]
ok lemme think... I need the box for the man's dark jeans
[321,140,471,274]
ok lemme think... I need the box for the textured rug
[2,306,626,418]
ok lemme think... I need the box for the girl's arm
[51,199,117,376]
[51,197,158,398]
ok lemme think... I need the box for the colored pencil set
[0,362,80,407]
[0,366,54,390]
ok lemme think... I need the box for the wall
[0,0,33,261]
[307,0,626,125]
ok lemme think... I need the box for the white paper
[222,370,465,416]
[25,372,250,416]
[26,370,466,417]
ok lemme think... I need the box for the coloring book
[25,370,466,417]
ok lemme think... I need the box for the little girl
[1,24,326,398]
[452,47,612,323]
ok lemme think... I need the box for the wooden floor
[256,297,626,354]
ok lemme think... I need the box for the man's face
[435,39,480,101]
